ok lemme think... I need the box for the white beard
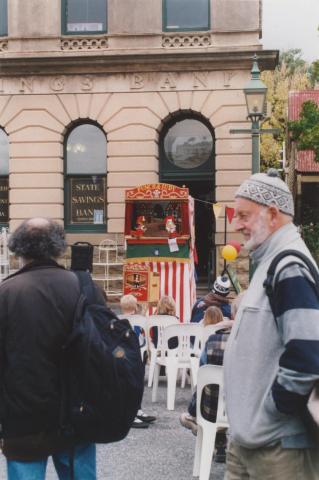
[243,208,271,251]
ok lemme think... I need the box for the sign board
[70,177,105,225]
[0,178,8,223]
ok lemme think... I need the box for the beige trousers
[225,441,319,480]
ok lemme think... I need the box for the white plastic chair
[118,314,148,362]
[152,323,202,410]
[193,364,228,480]
[146,315,179,388]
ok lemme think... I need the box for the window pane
[164,119,213,169]
[66,124,106,174]
[0,129,9,175]
[69,176,106,225]
[165,0,209,30]
[0,0,8,36]
[66,0,107,33]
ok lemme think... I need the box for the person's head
[213,275,231,297]
[120,294,138,315]
[157,295,176,316]
[234,169,294,251]
[8,217,67,263]
[203,306,224,326]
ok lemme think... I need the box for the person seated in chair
[120,294,156,429]
[180,295,243,463]
[190,275,232,323]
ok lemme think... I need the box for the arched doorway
[159,111,215,283]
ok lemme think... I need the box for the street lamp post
[230,54,279,174]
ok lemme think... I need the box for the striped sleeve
[272,263,319,415]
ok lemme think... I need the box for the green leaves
[288,101,319,162]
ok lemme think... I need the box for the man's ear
[268,205,280,226]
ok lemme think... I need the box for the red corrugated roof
[288,91,319,173]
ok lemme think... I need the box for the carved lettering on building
[19,77,34,93]
[160,74,176,90]
[130,74,145,90]
[80,75,94,91]
[0,71,237,95]
[50,76,66,92]
[224,71,236,87]
[193,72,208,88]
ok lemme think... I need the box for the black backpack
[60,271,144,444]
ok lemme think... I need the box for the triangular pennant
[212,203,222,220]
[225,206,235,224]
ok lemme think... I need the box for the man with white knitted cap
[224,169,319,479]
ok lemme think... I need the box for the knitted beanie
[213,275,231,296]
[235,169,294,217]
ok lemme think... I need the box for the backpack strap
[73,270,97,305]
[263,249,319,317]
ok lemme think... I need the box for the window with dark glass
[63,0,107,34]
[0,129,9,225]
[164,118,213,169]
[163,0,209,31]
[0,0,8,36]
[65,124,107,231]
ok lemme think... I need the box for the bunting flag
[225,206,235,224]
[212,203,222,220]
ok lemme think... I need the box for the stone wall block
[108,203,125,218]
[104,107,160,133]
[216,138,251,155]
[76,94,93,119]
[107,141,158,157]
[108,124,157,141]
[10,173,63,189]
[108,157,158,172]
[10,204,63,219]
[88,93,112,121]
[107,218,125,233]
[216,155,251,171]
[215,186,239,202]
[6,110,64,134]
[58,94,80,125]
[216,170,249,186]
[10,157,63,174]
[10,142,62,158]
[108,172,158,188]
[10,188,63,203]
[10,126,62,143]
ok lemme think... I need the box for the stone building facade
[0,0,277,279]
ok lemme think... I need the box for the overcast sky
[262,0,319,62]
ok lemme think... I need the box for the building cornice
[0,49,279,76]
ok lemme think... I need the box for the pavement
[0,375,226,480]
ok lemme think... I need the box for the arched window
[163,0,210,32]
[64,123,107,231]
[62,0,107,35]
[0,128,9,226]
[159,112,214,183]
[0,0,8,36]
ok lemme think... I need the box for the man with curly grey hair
[0,218,96,480]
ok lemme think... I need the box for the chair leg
[166,359,178,410]
[193,425,203,477]
[181,368,187,388]
[148,351,156,387]
[199,426,217,480]
[152,363,160,402]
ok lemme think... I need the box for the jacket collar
[4,258,65,281]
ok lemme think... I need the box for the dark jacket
[190,292,231,323]
[0,260,80,447]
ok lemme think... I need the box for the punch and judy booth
[123,183,196,322]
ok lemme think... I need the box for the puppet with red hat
[131,215,147,238]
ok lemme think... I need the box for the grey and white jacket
[224,223,319,449]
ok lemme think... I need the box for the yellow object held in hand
[222,244,238,261]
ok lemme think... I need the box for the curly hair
[8,218,67,260]
[156,295,176,316]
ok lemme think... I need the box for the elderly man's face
[234,198,271,251]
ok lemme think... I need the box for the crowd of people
[0,168,318,479]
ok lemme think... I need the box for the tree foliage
[288,100,319,161]
[260,49,311,171]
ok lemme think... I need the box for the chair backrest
[196,364,228,425]
[147,315,179,350]
[119,314,147,333]
[162,323,202,359]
